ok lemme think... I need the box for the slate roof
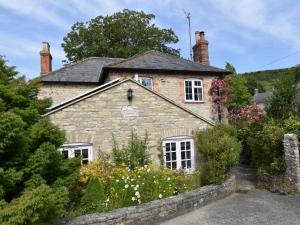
[40,51,229,84]
[106,51,229,73]
[254,91,273,104]
[40,57,123,83]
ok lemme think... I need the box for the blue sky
[0,0,299,79]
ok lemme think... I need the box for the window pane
[181,142,185,150]
[187,160,191,168]
[172,152,176,160]
[186,141,190,150]
[186,151,191,159]
[166,162,171,168]
[171,143,176,151]
[75,149,81,157]
[82,149,88,158]
[181,151,185,160]
[166,143,170,152]
[140,77,153,89]
[185,81,193,100]
[166,153,170,161]
[181,161,186,168]
[62,150,68,159]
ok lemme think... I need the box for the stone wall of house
[108,71,217,121]
[38,84,98,106]
[283,134,300,191]
[48,80,211,165]
[58,175,236,225]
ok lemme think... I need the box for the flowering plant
[231,104,265,125]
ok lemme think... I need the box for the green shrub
[112,131,150,169]
[248,122,286,175]
[77,177,105,215]
[283,117,300,138]
[195,124,241,185]
[0,184,68,225]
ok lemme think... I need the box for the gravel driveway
[160,189,300,225]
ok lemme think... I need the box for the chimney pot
[40,42,52,74]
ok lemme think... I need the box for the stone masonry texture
[283,134,300,191]
[57,175,236,225]
[48,80,211,165]
[38,84,98,106]
[108,71,217,121]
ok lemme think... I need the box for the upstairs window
[184,79,203,102]
[138,77,153,89]
[59,143,93,165]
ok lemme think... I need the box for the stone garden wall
[283,134,300,191]
[58,175,236,225]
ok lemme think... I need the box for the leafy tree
[62,9,179,63]
[265,75,299,120]
[0,56,80,224]
[225,62,237,75]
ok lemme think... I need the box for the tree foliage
[265,75,299,120]
[62,9,180,63]
[0,56,80,224]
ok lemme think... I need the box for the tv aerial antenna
[183,9,192,60]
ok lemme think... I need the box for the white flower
[138,199,141,204]
[135,191,140,197]
[105,198,110,202]
[131,185,134,187]
[116,179,119,183]
[125,184,129,188]
[159,194,163,199]
[147,169,150,172]
[167,177,170,181]
[144,165,148,168]
[132,197,136,201]
[138,175,141,178]
[122,176,125,179]
[153,176,156,178]
[131,179,134,181]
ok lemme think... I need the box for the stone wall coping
[58,175,236,225]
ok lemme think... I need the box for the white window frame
[138,76,153,89]
[58,143,93,165]
[184,78,204,102]
[162,136,195,171]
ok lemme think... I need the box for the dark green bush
[195,124,241,185]
[76,177,105,215]
[248,122,286,175]
[112,131,150,169]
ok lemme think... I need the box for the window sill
[184,100,205,104]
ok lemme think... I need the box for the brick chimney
[40,42,52,74]
[192,31,209,65]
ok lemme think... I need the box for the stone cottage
[38,31,229,170]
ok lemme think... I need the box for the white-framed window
[58,143,93,165]
[184,79,203,102]
[162,137,195,171]
[138,77,153,89]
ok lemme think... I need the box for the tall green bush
[77,178,105,215]
[195,124,241,185]
[248,122,286,175]
[112,131,150,169]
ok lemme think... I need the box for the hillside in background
[240,65,300,95]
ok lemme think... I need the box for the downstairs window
[162,137,195,171]
[58,143,93,164]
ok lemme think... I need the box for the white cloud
[212,0,300,49]
[0,0,70,28]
